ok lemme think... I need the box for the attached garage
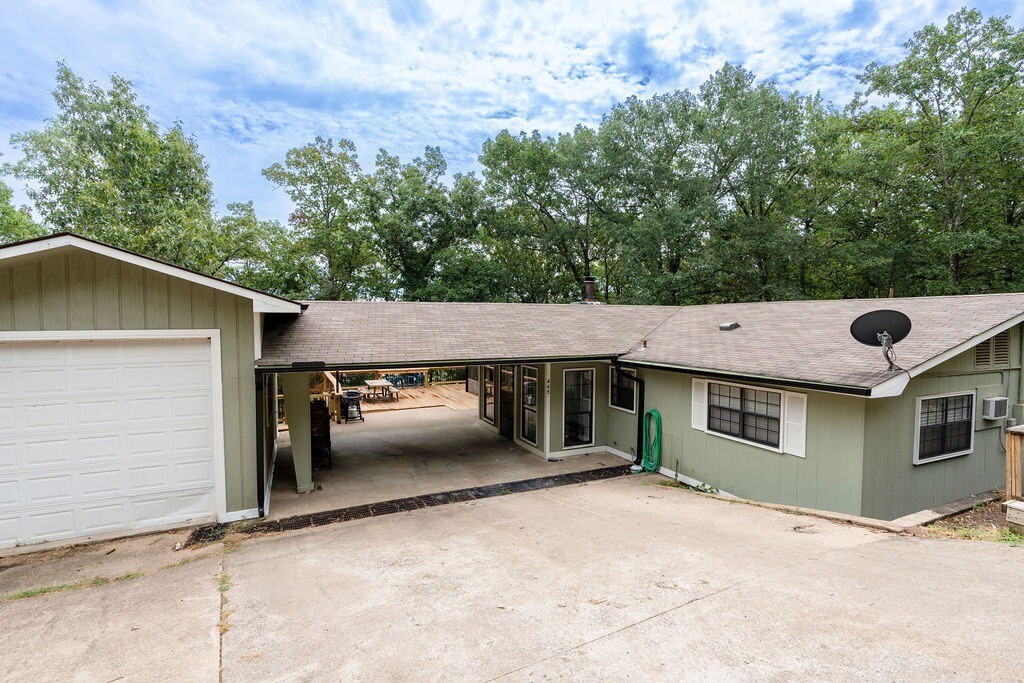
[0,234,301,549]
[0,334,223,546]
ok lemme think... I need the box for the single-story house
[2,234,1022,547]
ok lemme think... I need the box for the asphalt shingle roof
[258,294,1024,390]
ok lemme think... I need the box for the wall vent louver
[993,331,1010,365]
[975,340,992,366]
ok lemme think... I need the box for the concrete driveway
[3,474,1022,681]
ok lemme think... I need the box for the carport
[267,405,616,519]
[255,301,660,518]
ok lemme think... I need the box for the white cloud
[1,0,1021,223]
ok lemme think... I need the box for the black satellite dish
[850,309,911,372]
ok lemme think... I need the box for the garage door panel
[23,439,73,467]
[80,502,128,533]
[13,344,69,368]
[78,435,122,462]
[73,399,121,426]
[79,469,123,497]
[72,366,119,393]
[19,368,68,394]
[1,338,219,548]
[26,474,74,504]
[27,509,76,541]
[23,402,69,429]
[0,480,17,506]
[123,397,166,422]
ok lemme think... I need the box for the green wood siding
[611,368,866,515]
[547,361,610,453]
[0,250,258,513]
[860,328,1019,520]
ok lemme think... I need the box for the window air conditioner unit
[982,396,1009,421]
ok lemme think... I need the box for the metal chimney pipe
[582,276,597,303]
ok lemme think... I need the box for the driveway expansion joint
[187,465,633,545]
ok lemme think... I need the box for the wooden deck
[357,383,478,413]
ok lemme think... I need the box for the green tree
[480,126,617,301]
[262,137,369,299]
[0,181,43,245]
[599,92,717,304]
[3,64,221,271]
[858,8,1024,293]
[216,202,317,299]
[360,147,482,300]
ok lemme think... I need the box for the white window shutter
[783,392,807,458]
[691,378,707,430]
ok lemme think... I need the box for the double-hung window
[915,392,974,464]
[707,382,782,449]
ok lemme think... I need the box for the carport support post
[282,372,315,494]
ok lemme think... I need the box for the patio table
[365,378,396,401]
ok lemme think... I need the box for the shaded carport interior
[256,301,674,518]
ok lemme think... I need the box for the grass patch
[928,524,1023,545]
[4,576,110,601]
[159,552,210,571]
[217,571,232,593]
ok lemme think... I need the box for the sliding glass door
[563,368,594,448]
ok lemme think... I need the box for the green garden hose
[641,408,662,472]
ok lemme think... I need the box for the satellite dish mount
[850,310,912,374]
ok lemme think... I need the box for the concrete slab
[269,406,619,519]
[221,474,1024,681]
[0,528,211,596]
[2,554,222,682]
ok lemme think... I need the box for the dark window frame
[914,392,974,465]
[563,368,595,449]
[707,381,782,449]
[609,367,637,413]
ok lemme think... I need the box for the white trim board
[0,234,301,314]
[0,328,229,522]
[219,508,260,524]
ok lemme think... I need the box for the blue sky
[2,0,1022,224]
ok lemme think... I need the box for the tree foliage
[5,10,1024,306]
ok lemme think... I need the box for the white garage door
[0,337,220,548]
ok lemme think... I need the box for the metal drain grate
[187,464,631,545]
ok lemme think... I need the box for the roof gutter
[615,359,874,397]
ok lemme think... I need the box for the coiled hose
[641,408,662,472]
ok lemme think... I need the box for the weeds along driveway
[219,474,1023,682]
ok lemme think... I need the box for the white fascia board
[0,235,301,314]
[869,314,1024,398]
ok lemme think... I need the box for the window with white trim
[915,392,974,464]
[521,366,538,445]
[482,365,495,423]
[609,367,636,413]
[692,378,806,457]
